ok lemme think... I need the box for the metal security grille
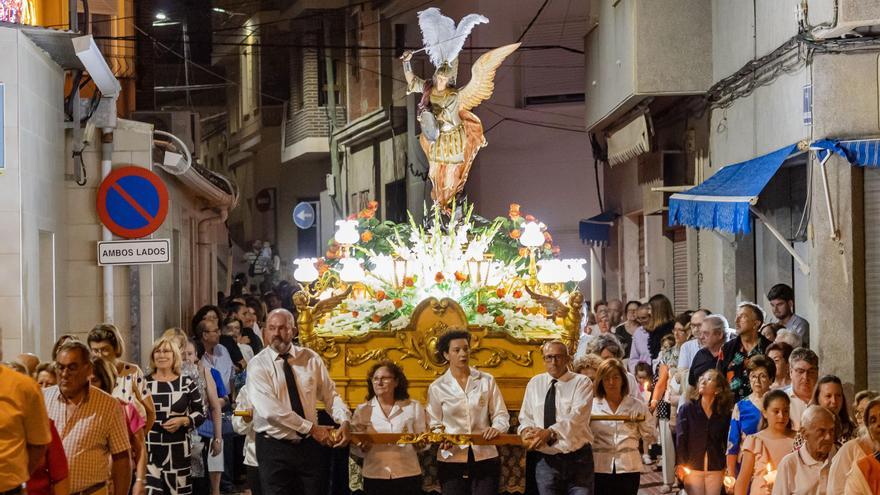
[672,229,688,314]
[864,169,880,389]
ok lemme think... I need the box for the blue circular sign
[97,166,169,238]
[293,202,315,229]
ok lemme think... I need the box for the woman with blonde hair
[143,337,205,495]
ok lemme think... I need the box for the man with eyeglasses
[787,347,819,430]
[519,340,595,494]
[42,340,131,495]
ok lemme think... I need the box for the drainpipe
[102,129,114,323]
[197,208,228,306]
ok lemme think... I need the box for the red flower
[375,290,386,301]
[367,200,379,210]
[494,315,506,326]
[513,290,523,299]
[518,247,529,258]
[352,311,359,318]
[392,298,403,309]
[371,314,381,323]
[496,287,506,298]
[435,272,445,283]
[476,304,488,314]
[360,231,374,242]
[509,229,521,240]
[404,277,414,287]
[454,271,467,282]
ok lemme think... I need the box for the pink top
[120,399,146,433]
[741,430,795,495]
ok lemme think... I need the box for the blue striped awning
[668,144,800,234]
[811,138,880,167]
[579,211,617,246]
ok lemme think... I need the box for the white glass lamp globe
[293,258,319,283]
[537,259,568,285]
[334,219,360,245]
[566,258,588,282]
[338,257,366,283]
[519,222,546,248]
[369,255,394,281]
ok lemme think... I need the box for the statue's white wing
[418,8,456,67]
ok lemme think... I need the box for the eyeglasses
[749,373,770,381]
[54,363,82,374]
[543,354,566,362]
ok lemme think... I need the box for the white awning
[607,114,650,166]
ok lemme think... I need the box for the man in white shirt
[787,347,819,429]
[773,406,836,495]
[519,340,594,494]
[248,308,351,495]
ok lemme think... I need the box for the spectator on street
[732,390,795,495]
[767,284,810,349]
[43,340,131,495]
[36,362,58,388]
[0,338,52,495]
[722,302,772,402]
[687,314,728,387]
[726,355,775,479]
[772,405,836,495]
[787,347,819,429]
[766,342,793,391]
[628,304,653,373]
[614,300,641,360]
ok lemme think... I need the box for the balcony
[281,101,346,163]
[584,0,712,132]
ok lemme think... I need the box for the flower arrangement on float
[292,200,586,339]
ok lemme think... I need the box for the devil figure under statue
[401,8,519,207]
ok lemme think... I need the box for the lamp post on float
[519,221,545,284]
[334,219,359,257]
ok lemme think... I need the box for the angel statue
[401,8,519,207]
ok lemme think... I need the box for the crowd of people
[2,282,879,495]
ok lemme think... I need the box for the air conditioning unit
[131,111,201,158]
[813,0,880,39]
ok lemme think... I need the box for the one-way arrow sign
[293,202,315,229]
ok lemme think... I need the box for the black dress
[145,374,205,495]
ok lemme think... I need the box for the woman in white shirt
[592,358,656,494]
[351,360,427,493]
[427,329,510,495]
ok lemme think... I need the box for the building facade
[587,0,875,390]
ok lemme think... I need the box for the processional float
[277,8,641,450]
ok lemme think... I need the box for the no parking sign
[96,166,169,238]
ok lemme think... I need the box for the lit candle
[763,463,777,485]
[723,475,736,489]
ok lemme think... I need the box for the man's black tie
[544,379,558,428]
[279,352,306,418]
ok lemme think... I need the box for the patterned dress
[145,374,205,495]
[114,362,150,422]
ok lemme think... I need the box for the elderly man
[519,340,594,494]
[606,299,624,328]
[721,302,772,401]
[687,314,729,387]
[43,341,130,495]
[772,405,836,495]
[677,309,710,372]
[248,308,351,495]
[0,340,52,495]
[788,347,819,429]
[767,283,810,348]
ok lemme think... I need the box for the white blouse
[351,398,427,479]
[426,367,510,463]
[591,396,656,474]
